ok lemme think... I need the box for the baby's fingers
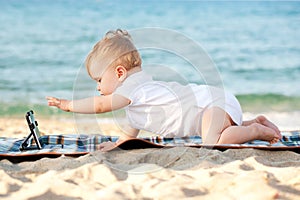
[46,96,60,106]
[46,96,57,101]
[97,141,116,152]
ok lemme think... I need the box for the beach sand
[0,112,300,199]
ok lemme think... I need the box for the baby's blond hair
[85,29,141,77]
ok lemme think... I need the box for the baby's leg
[201,107,233,144]
[218,123,280,144]
[201,107,280,144]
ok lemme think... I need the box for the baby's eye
[98,79,101,83]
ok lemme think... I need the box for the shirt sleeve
[113,72,146,100]
[113,79,137,101]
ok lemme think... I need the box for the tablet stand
[20,110,42,150]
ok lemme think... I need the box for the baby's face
[94,66,120,96]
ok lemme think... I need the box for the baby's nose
[97,83,101,91]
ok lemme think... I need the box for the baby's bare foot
[255,115,282,139]
[251,123,280,144]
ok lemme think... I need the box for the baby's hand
[46,96,70,112]
[97,141,117,152]
[46,96,61,107]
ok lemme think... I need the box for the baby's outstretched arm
[46,94,130,114]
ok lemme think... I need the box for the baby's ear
[115,65,127,81]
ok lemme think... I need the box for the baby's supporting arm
[46,94,130,114]
[98,126,140,152]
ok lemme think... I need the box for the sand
[0,112,300,199]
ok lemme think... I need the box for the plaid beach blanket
[0,131,300,161]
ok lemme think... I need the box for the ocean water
[0,0,300,116]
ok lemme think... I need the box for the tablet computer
[20,110,42,150]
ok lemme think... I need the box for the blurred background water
[0,0,299,116]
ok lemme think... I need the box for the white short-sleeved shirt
[114,71,242,137]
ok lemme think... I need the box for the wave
[0,93,299,117]
[237,94,300,112]
[0,103,114,118]
[229,66,300,74]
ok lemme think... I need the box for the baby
[47,29,281,151]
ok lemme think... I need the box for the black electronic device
[20,110,42,150]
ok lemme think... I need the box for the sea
[0,0,300,116]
